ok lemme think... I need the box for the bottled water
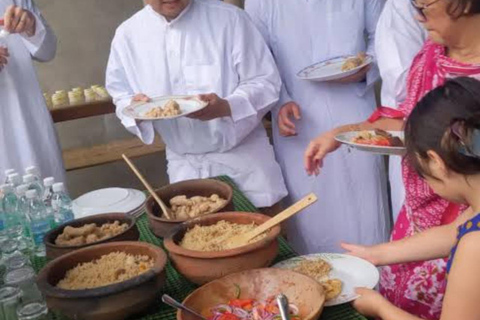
[23,174,43,196]
[25,166,41,183]
[16,185,33,249]
[25,190,51,257]
[7,173,21,189]
[42,177,55,206]
[3,169,15,184]
[51,183,74,225]
[0,184,23,240]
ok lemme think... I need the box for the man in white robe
[0,0,65,183]
[375,0,427,222]
[246,0,390,253]
[106,0,287,208]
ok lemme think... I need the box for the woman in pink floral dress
[304,0,480,318]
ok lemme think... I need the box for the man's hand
[0,47,9,71]
[330,65,370,84]
[278,102,301,137]
[188,93,231,121]
[3,5,36,37]
[132,93,151,103]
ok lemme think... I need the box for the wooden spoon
[224,193,317,246]
[122,154,173,220]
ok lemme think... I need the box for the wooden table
[50,101,272,171]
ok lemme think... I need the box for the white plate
[335,130,406,156]
[122,95,208,121]
[73,189,146,218]
[297,55,373,82]
[274,253,379,307]
[75,188,129,209]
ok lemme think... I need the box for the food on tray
[292,260,342,301]
[56,252,153,290]
[55,221,129,246]
[351,129,404,147]
[167,194,227,220]
[208,296,300,320]
[180,220,267,252]
[341,52,367,72]
[144,99,182,118]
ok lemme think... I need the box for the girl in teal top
[342,77,480,320]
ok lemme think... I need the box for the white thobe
[246,0,390,254]
[106,0,287,208]
[0,0,65,183]
[376,0,427,222]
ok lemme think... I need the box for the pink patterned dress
[370,41,480,319]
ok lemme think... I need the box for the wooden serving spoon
[224,193,317,246]
[122,154,173,220]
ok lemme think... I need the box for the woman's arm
[343,208,474,266]
[440,231,480,320]
[304,118,404,175]
[352,288,423,320]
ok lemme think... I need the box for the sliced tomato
[229,299,255,308]
[265,304,279,314]
[218,313,240,320]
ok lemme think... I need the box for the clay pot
[44,213,140,260]
[145,179,234,238]
[164,212,280,285]
[179,268,325,320]
[37,242,167,320]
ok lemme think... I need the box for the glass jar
[4,267,42,303]
[0,286,22,320]
[5,255,30,272]
[17,301,50,320]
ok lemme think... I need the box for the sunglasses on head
[411,0,442,19]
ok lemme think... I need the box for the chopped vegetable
[208,297,300,320]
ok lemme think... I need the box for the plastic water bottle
[7,173,21,189]
[25,166,41,183]
[51,183,74,225]
[16,185,33,249]
[23,175,43,196]
[0,185,22,239]
[42,177,55,205]
[26,190,51,257]
[3,169,15,184]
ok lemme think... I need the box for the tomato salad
[208,296,300,320]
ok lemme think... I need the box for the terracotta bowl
[179,268,325,320]
[44,213,140,260]
[146,179,234,238]
[164,212,280,285]
[37,241,167,320]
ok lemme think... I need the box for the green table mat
[31,176,367,320]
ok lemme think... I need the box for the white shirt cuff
[227,94,258,123]
[21,13,46,54]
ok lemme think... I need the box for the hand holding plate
[187,93,231,121]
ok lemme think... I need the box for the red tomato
[218,313,240,320]
[229,299,254,308]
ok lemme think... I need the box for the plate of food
[336,129,406,156]
[122,95,208,120]
[273,253,379,307]
[297,53,373,82]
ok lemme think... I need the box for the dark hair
[447,0,480,19]
[405,77,480,178]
